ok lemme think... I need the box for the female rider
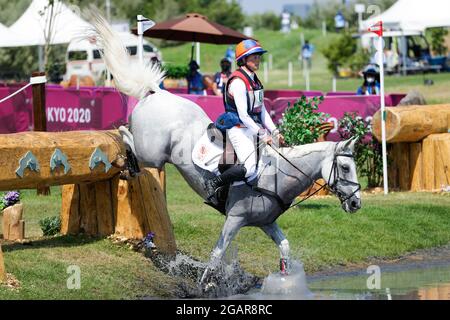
[205,39,285,205]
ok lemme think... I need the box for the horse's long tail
[85,8,165,99]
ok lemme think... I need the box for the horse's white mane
[84,8,166,99]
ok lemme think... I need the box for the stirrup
[205,192,220,206]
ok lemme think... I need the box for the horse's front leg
[260,222,291,275]
[200,215,245,285]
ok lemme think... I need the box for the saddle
[204,123,264,214]
[206,123,238,174]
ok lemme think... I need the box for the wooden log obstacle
[0,130,176,254]
[373,105,450,191]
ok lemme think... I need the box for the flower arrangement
[338,112,383,188]
[0,191,20,212]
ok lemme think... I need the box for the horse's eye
[342,165,350,172]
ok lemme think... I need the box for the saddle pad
[192,130,223,174]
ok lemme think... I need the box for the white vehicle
[65,32,162,84]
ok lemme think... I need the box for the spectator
[334,10,346,32]
[300,40,314,70]
[357,64,381,96]
[225,46,235,62]
[186,60,205,95]
[212,58,232,96]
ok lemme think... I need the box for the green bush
[39,216,61,237]
[279,96,329,146]
[163,64,189,79]
[338,112,383,188]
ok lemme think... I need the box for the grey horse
[87,13,362,283]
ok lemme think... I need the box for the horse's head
[322,139,362,213]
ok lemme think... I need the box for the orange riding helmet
[235,39,267,62]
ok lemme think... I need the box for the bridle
[257,144,361,210]
[327,147,362,204]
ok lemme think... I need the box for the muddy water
[231,260,450,300]
[147,247,450,300]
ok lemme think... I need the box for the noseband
[327,151,361,203]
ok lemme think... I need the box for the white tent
[8,0,92,46]
[362,0,450,32]
[0,22,33,47]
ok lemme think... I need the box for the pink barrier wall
[0,86,33,133]
[0,85,405,142]
[45,88,129,131]
[270,95,399,141]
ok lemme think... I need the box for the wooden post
[0,244,6,282]
[113,169,176,254]
[387,144,399,190]
[32,71,50,196]
[398,143,411,191]
[2,203,25,241]
[409,143,423,192]
[60,169,176,255]
[159,166,167,200]
[434,137,450,190]
[422,137,435,191]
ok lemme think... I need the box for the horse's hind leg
[118,125,141,177]
[200,216,245,285]
[260,222,291,275]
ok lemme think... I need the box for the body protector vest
[223,68,264,125]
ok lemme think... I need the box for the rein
[250,143,360,210]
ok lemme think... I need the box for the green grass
[1,166,450,299]
[160,28,450,104]
[166,165,450,276]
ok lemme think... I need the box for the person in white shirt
[204,39,285,206]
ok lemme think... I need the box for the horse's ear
[338,138,357,153]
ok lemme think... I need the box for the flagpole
[377,24,389,195]
[137,15,144,65]
[137,15,156,65]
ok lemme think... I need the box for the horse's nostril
[351,201,358,208]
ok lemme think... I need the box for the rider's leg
[204,127,257,205]
[204,165,247,205]
[260,222,291,275]
[227,126,258,177]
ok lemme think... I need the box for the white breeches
[227,126,259,178]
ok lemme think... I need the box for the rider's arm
[229,78,263,136]
[261,104,277,133]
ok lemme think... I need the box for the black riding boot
[205,165,247,205]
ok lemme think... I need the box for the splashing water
[146,246,259,298]
[229,260,315,300]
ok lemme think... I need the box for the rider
[204,39,285,205]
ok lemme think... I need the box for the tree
[176,0,244,30]
[245,12,281,31]
[322,32,357,75]
[429,27,448,56]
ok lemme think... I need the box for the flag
[368,21,383,37]
[137,15,155,35]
